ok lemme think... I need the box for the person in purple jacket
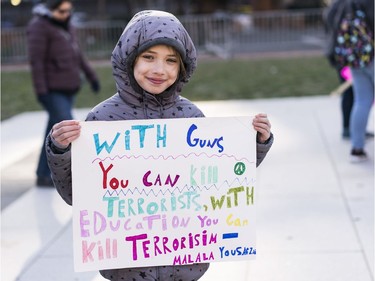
[26,0,100,187]
[45,10,273,281]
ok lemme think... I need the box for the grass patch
[1,55,338,120]
[185,56,338,100]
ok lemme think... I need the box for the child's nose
[152,60,165,74]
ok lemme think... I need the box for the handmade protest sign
[72,116,256,272]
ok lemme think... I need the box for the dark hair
[174,48,187,79]
[46,0,72,10]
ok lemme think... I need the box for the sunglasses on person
[56,8,73,15]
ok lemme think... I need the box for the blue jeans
[37,92,75,178]
[350,62,374,150]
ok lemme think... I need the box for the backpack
[332,1,374,69]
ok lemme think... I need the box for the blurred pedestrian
[26,0,100,187]
[324,0,374,162]
[45,10,274,280]
[325,0,363,139]
[347,0,374,162]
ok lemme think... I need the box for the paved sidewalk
[1,96,374,281]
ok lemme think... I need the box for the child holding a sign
[46,10,273,281]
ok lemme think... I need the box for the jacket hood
[32,3,52,18]
[111,10,197,108]
[32,3,71,26]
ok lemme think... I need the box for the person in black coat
[26,0,100,186]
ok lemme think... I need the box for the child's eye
[142,55,154,60]
[167,58,178,63]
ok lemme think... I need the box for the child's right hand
[51,120,81,149]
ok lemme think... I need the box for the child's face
[134,45,180,95]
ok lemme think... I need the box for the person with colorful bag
[324,0,374,162]
[345,0,374,162]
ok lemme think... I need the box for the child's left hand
[253,113,272,143]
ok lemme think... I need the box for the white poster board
[72,117,256,272]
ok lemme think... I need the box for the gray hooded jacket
[46,10,273,281]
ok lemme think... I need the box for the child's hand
[51,120,81,149]
[252,113,271,143]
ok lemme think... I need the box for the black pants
[338,72,354,131]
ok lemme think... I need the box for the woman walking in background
[27,0,100,186]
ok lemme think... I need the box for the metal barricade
[1,9,325,64]
[1,27,28,64]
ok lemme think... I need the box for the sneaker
[350,149,368,163]
[365,132,374,139]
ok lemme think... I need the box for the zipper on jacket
[142,90,150,119]
[156,95,165,118]
[145,91,166,119]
